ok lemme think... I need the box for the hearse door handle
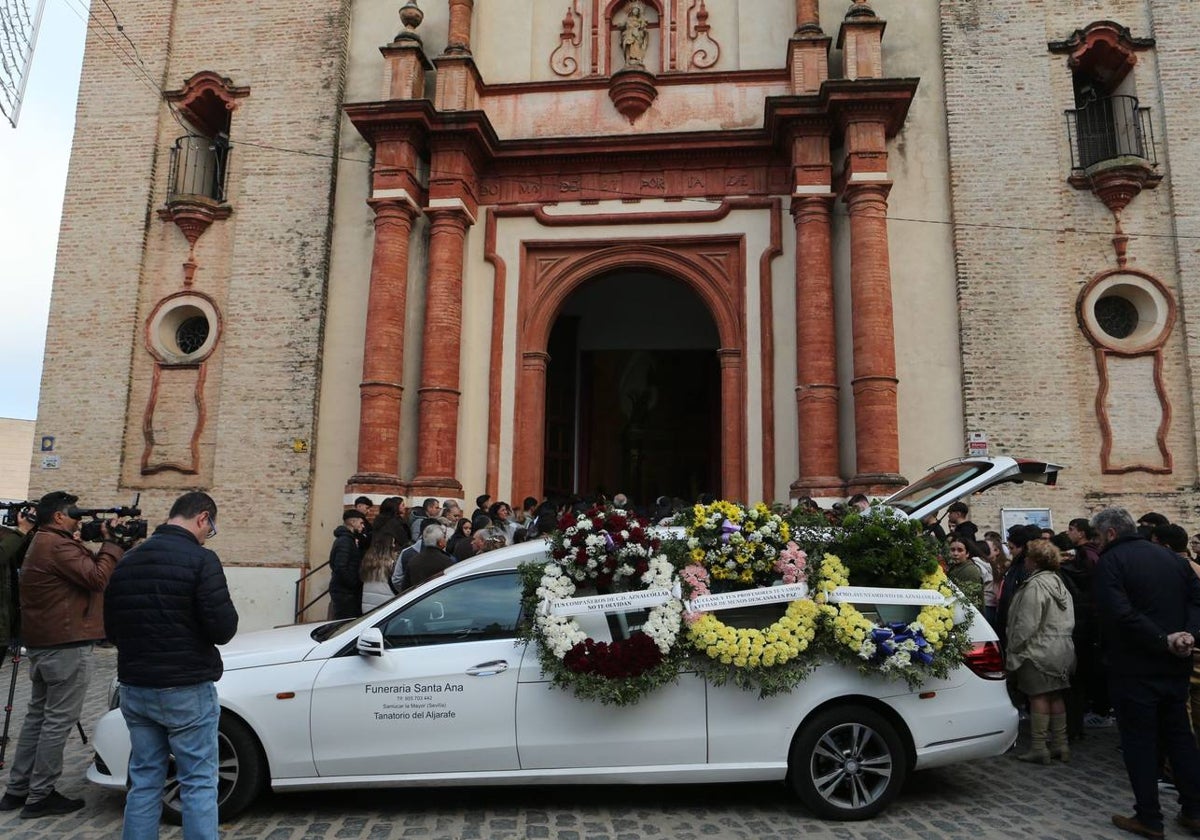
[466,660,509,677]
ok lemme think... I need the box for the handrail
[294,560,331,622]
[167,133,230,203]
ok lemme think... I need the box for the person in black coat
[1092,507,1200,839]
[328,510,367,619]
[102,491,238,837]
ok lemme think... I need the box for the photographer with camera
[0,505,35,649]
[0,491,131,818]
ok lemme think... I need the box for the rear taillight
[963,640,1006,680]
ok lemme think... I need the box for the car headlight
[108,677,120,711]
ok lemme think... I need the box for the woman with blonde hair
[360,531,400,613]
[1007,539,1076,764]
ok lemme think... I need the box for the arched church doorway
[542,271,721,505]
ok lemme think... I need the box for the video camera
[0,501,36,529]
[69,494,148,547]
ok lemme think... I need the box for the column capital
[368,195,422,223]
[716,347,742,368]
[522,350,551,371]
[425,197,477,226]
[790,193,836,219]
[841,178,892,208]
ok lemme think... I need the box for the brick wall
[33,1,352,583]
[940,0,1200,530]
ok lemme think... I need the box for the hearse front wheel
[160,713,265,825]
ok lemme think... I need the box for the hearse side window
[381,572,522,648]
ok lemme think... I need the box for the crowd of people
[914,501,1200,839]
[325,492,684,619]
[5,483,1200,838]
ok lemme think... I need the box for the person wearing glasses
[103,491,238,839]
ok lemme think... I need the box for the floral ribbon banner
[688,582,809,612]
[825,586,949,606]
[545,585,679,617]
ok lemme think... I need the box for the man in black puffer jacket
[104,491,238,839]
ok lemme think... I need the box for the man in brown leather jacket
[0,491,126,819]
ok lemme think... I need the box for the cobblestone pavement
[0,647,1152,839]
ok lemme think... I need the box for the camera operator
[0,491,130,818]
[0,505,35,649]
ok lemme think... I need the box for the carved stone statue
[620,2,649,68]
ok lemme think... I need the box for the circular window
[146,294,221,363]
[1077,271,1173,353]
[1094,295,1138,339]
[176,316,211,354]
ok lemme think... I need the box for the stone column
[348,199,419,493]
[790,194,842,497]
[409,203,472,496]
[717,348,746,502]
[446,0,474,54]
[844,182,903,491]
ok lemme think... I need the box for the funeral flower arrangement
[812,507,972,687]
[520,499,973,704]
[519,505,684,706]
[677,502,820,696]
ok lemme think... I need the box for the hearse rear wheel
[789,704,908,820]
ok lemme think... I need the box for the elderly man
[1093,507,1200,839]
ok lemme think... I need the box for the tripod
[0,644,20,770]
[0,645,88,771]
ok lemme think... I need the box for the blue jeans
[119,682,220,840]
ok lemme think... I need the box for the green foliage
[827,506,939,588]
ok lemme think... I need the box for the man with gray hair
[1092,507,1200,839]
[404,523,453,591]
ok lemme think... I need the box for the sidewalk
[1,646,129,838]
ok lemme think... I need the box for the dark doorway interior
[542,272,721,506]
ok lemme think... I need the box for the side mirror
[357,627,384,657]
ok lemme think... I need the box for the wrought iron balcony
[166,133,230,204]
[1065,95,1157,173]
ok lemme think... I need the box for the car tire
[789,704,908,821]
[160,713,265,825]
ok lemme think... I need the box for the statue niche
[612,1,659,73]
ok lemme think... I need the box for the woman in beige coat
[1006,539,1076,764]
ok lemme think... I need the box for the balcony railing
[1065,95,1157,172]
[166,133,230,203]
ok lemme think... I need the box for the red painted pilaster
[791,194,842,497]
[348,199,419,494]
[717,347,747,503]
[513,351,551,503]
[844,181,903,491]
[409,203,472,496]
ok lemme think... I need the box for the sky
[0,0,87,420]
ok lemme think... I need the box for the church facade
[31,1,1200,627]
